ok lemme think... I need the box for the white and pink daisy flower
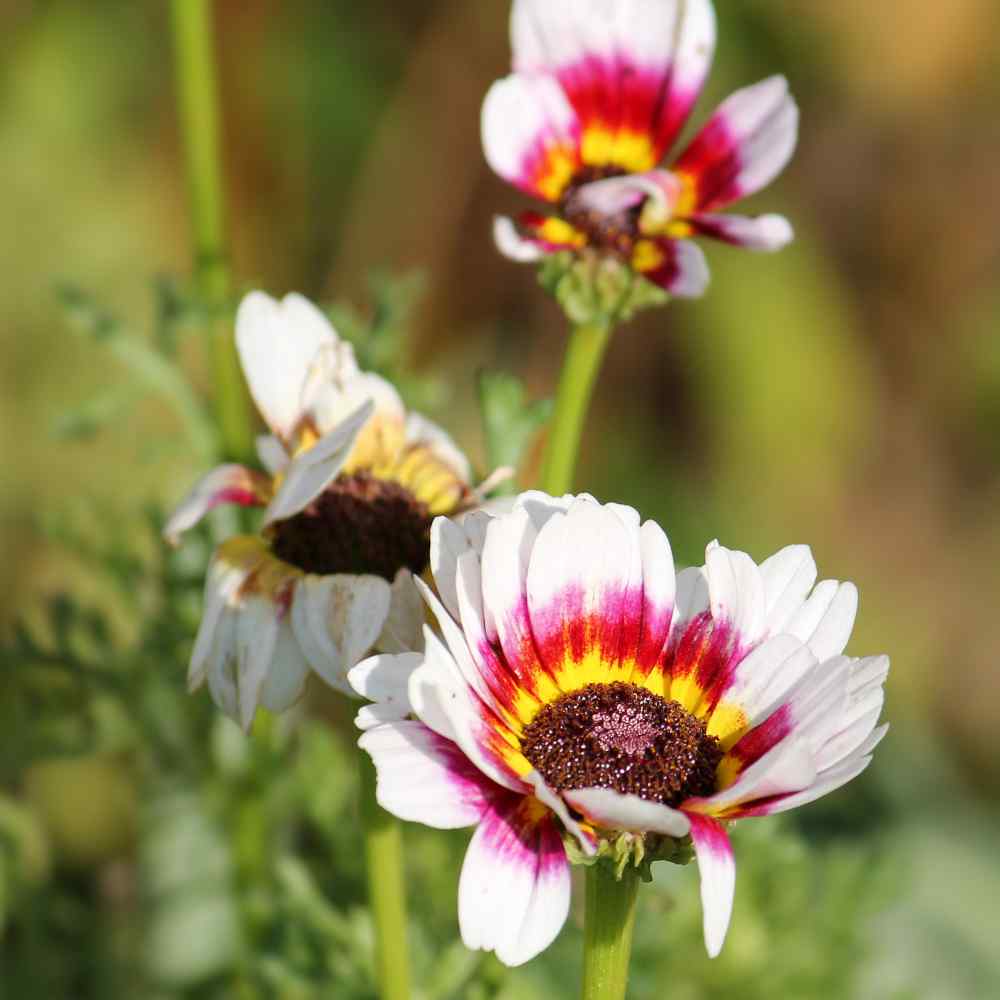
[166,291,487,732]
[351,492,887,964]
[482,0,799,297]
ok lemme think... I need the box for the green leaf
[477,371,553,493]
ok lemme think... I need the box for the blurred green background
[3,1,1000,997]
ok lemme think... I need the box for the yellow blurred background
[3,1,1000,996]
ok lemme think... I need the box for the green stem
[582,864,640,1000]
[540,321,612,496]
[170,0,253,463]
[359,753,412,1000]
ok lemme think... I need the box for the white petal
[430,511,493,622]
[189,547,255,691]
[163,464,269,544]
[458,795,570,967]
[696,737,816,812]
[359,720,491,829]
[256,434,289,475]
[564,788,691,839]
[743,755,873,817]
[305,369,403,440]
[688,814,736,958]
[705,543,767,647]
[708,634,817,740]
[758,545,817,634]
[235,291,338,440]
[263,399,373,525]
[235,595,281,733]
[259,618,310,713]
[374,569,425,655]
[290,574,392,695]
[494,215,545,263]
[636,519,676,671]
[787,581,858,660]
[348,652,421,729]
[205,608,240,723]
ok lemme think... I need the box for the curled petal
[564,787,691,839]
[631,238,710,298]
[689,212,793,251]
[164,464,270,545]
[494,215,546,263]
[263,399,372,525]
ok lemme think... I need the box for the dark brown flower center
[520,682,723,807]
[561,166,641,257]
[269,470,432,581]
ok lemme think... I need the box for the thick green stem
[581,864,640,1000]
[170,0,253,463]
[359,753,412,1000]
[540,321,612,496]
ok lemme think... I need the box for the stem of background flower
[169,0,254,464]
[540,321,613,496]
[358,752,412,1000]
[581,864,640,1000]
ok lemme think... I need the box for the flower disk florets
[520,682,723,807]
[270,471,432,581]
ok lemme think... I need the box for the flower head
[166,291,485,731]
[352,493,887,964]
[482,0,798,303]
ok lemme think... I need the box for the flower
[166,291,487,732]
[482,0,799,298]
[351,493,888,964]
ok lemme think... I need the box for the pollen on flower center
[520,682,723,807]
[269,470,432,581]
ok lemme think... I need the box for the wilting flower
[482,0,798,298]
[166,291,486,731]
[352,493,887,964]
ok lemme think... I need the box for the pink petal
[359,720,494,829]
[481,73,581,201]
[690,212,794,251]
[163,464,270,544]
[633,238,710,298]
[673,75,798,212]
[510,0,716,164]
[458,791,571,967]
[687,814,736,958]
[525,498,639,685]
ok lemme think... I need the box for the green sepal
[563,827,695,881]
[538,251,670,328]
